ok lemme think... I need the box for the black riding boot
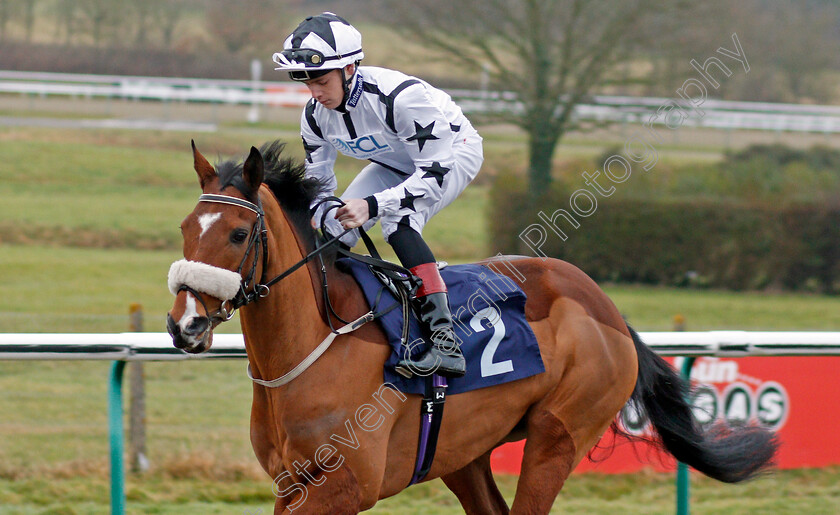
[396,263,466,378]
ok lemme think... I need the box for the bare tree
[0,0,39,42]
[76,0,115,46]
[124,0,187,49]
[632,1,732,98]
[157,1,187,48]
[128,0,156,47]
[54,0,77,44]
[762,1,836,102]
[205,0,281,53]
[0,0,10,42]
[382,0,700,194]
[21,0,36,41]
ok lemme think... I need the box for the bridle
[180,192,336,325]
[177,193,270,324]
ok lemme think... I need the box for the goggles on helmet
[274,46,363,82]
[280,48,329,67]
[276,47,362,67]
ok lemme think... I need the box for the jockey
[272,12,483,378]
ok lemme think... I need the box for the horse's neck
[237,197,328,380]
[238,194,367,383]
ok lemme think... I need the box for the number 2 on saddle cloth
[335,244,545,485]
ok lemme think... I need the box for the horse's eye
[230,228,249,244]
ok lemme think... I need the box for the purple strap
[410,374,447,485]
[411,417,432,483]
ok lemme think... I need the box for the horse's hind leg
[509,409,577,514]
[442,449,509,515]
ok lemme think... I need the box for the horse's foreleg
[509,409,577,515]
[251,384,281,476]
[273,466,364,515]
[441,449,510,515]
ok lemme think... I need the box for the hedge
[488,172,840,293]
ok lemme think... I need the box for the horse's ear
[191,140,216,188]
[243,146,264,194]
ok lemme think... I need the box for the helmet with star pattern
[272,12,364,81]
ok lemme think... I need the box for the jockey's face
[303,64,354,110]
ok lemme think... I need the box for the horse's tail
[626,324,779,483]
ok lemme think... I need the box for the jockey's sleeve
[301,101,338,193]
[372,84,457,217]
[300,101,342,234]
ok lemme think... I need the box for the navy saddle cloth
[337,258,544,395]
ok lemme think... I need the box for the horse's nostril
[184,316,210,336]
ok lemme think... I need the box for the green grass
[605,284,840,331]
[0,463,838,513]
[0,134,260,250]
[3,244,839,334]
[0,246,181,332]
[0,108,111,120]
[0,360,253,471]
[0,117,735,254]
[0,127,488,257]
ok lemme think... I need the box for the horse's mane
[216,140,331,254]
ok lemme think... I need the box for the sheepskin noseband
[168,259,242,300]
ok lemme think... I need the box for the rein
[180,192,418,387]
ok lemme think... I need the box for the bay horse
[166,141,777,514]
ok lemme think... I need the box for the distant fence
[0,70,310,107]
[4,70,840,133]
[2,331,840,514]
[453,90,840,133]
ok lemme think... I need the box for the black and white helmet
[272,12,364,81]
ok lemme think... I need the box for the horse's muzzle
[167,312,211,353]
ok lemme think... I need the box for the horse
[166,140,778,514]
